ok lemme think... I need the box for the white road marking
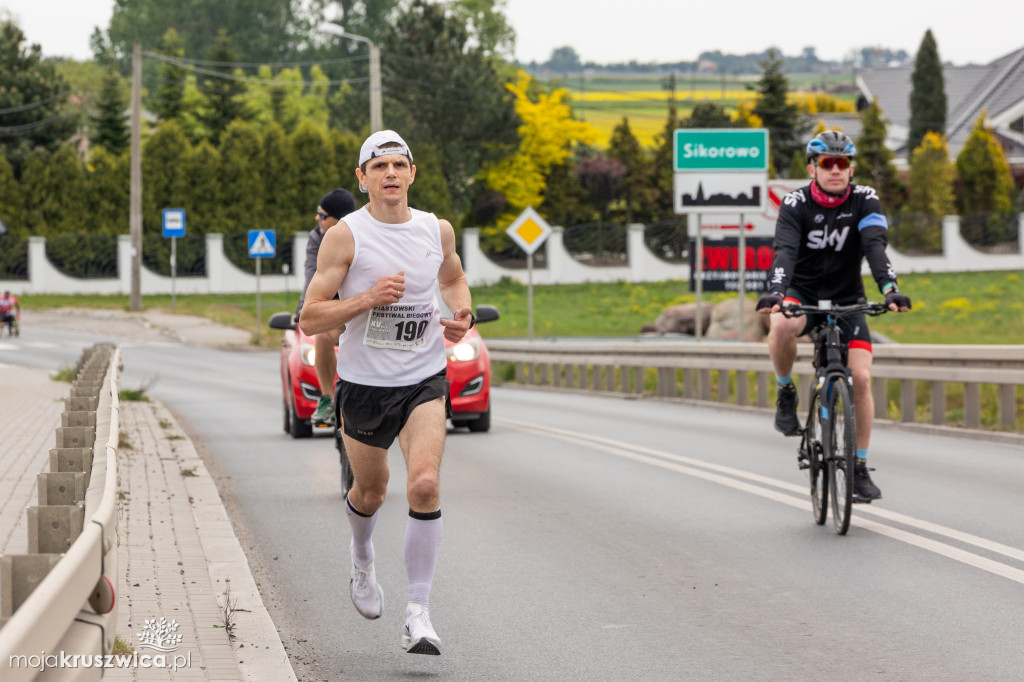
[498,417,1024,585]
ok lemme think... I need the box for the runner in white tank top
[299,130,475,657]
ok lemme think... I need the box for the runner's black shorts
[335,369,451,449]
[784,288,873,353]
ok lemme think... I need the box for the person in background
[0,290,20,337]
[296,189,356,425]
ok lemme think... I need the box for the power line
[0,90,73,115]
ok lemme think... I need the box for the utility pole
[129,41,142,311]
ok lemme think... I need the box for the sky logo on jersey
[807,225,850,251]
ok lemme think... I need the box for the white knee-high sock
[346,495,378,567]
[405,509,442,607]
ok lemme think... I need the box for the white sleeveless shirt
[336,205,447,387]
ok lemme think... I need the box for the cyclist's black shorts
[335,369,450,449]
[784,288,873,353]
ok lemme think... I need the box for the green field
[20,270,1024,347]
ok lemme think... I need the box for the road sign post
[162,209,186,311]
[248,230,277,344]
[506,207,552,340]
[674,128,768,341]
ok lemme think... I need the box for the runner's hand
[367,271,405,306]
[440,307,472,343]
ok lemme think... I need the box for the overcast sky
[3,0,1020,67]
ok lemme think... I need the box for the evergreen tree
[751,49,809,178]
[0,20,78,173]
[261,121,300,234]
[380,0,518,221]
[904,132,955,252]
[607,117,655,224]
[0,155,23,236]
[908,29,946,155]
[40,146,88,235]
[650,101,681,220]
[682,102,731,128]
[406,140,454,225]
[289,121,336,223]
[86,146,129,235]
[330,129,362,192]
[955,111,1015,244]
[152,28,187,122]
[17,153,46,235]
[185,141,223,235]
[199,30,248,145]
[856,98,904,209]
[217,120,265,235]
[142,121,192,243]
[540,160,595,228]
[91,68,129,155]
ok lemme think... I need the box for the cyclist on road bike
[756,131,911,501]
[0,290,20,336]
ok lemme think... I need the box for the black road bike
[781,301,888,535]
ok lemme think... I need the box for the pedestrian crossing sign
[248,230,276,258]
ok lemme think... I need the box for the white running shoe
[402,603,441,655]
[349,548,383,620]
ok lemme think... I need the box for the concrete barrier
[0,344,121,681]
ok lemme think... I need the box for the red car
[269,304,499,439]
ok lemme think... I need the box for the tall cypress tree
[856,98,904,208]
[199,30,248,145]
[607,117,653,224]
[152,28,187,123]
[91,69,130,155]
[751,49,809,178]
[908,29,946,155]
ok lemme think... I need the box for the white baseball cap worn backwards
[358,130,413,167]
[358,130,413,193]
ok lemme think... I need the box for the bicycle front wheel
[827,379,856,535]
[805,391,827,525]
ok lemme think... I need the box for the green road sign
[674,128,768,172]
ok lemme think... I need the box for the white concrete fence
[2,214,1023,295]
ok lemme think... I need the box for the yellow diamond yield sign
[506,206,551,255]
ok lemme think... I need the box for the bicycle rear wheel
[827,379,856,535]
[804,392,828,525]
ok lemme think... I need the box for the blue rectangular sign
[162,208,186,238]
[248,230,276,258]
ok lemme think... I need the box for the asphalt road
[5,321,1024,681]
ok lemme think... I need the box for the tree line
[0,8,1019,266]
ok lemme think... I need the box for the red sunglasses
[815,157,851,171]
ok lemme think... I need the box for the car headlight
[300,343,316,366]
[446,337,480,362]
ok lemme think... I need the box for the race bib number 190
[363,302,434,351]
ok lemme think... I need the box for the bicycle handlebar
[779,301,889,319]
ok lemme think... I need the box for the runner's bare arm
[299,223,408,335]
[436,219,472,343]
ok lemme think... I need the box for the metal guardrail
[487,339,1024,442]
[0,344,120,681]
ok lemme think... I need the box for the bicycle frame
[784,301,888,534]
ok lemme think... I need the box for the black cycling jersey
[768,183,898,305]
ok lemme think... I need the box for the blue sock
[776,374,793,386]
[856,449,868,461]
